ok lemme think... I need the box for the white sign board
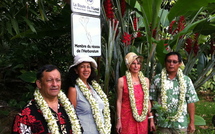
[71,13,101,56]
[71,0,100,16]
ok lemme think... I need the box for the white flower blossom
[34,89,82,134]
[160,68,186,121]
[125,71,149,122]
[76,78,111,134]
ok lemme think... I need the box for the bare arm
[116,77,124,133]
[67,87,77,108]
[187,103,195,133]
[146,77,156,132]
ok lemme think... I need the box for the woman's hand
[149,118,156,132]
[116,120,122,133]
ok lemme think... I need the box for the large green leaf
[193,20,215,35]
[6,21,13,35]
[168,0,215,21]
[195,115,206,126]
[159,9,170,27]
[126,0,136,8]
[137,0,162,29]
[38,0,48,21]
[155,40,167,67]
[188,115,206,126]
[18,71,36,83]
[22,17,37,33]
[197,54,207,76]
[11,18,20,34]
[11,3,71,39]
[141,0,153,24]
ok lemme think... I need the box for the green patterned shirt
[150,73,199,129]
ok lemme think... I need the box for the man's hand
[187,122,195,133]
[187,103,195,133]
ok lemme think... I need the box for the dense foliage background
[0,0,214,133]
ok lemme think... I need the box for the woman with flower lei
[149,52,199,134]
[116,52,156,134]
[12,65,81,134]
[65,54,111,134]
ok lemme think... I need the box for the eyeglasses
[166,60,179,64]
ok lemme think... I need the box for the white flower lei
[76,78,111,134]
[125,70,149,122]
[161,68,186,121]
[34,89,82,134]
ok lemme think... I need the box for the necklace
[34,89,82,134]
[125,70,149,122]
[76,78,111,134]
[160,68,186,121]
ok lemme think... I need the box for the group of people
[12,51,199,134]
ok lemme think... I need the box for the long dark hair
[64,63,97,94]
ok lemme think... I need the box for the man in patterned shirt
[150,52,199,134]
[12,65,80,134]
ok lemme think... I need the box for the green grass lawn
[195,94,215,134]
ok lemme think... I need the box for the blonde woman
[116,52,155,134]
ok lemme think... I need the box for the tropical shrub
[101,0,215,94]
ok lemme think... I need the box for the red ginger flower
[122,32,132,46]
[136,31,142,38]
[185,33,199,55]
[178,16,185,31]
[169,16,185,35]
[169,20,176,34]
[104,0,114,19]
[152,28,157,39]
[210,35,215,54]
[210,39,215,54]
[185,38,192,54]
[133,17,138,31]
[193,42,199,55]
[164,43,171,51]
[193,33,199,55]
[120,0,126,17]
[132,17,142,38]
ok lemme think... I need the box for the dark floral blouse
[12,99,73,134]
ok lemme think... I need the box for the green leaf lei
[125,70,149,122]
[34,89,82,134]
[160,68,186,121]
[76,78,111,134]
